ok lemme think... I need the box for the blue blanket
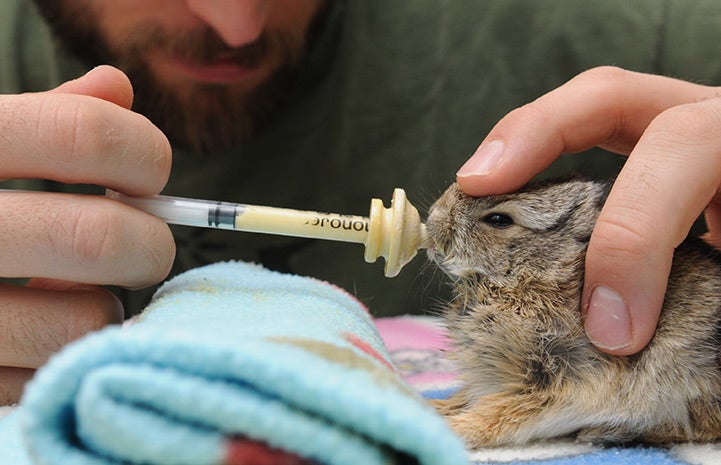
[0,261,466,465]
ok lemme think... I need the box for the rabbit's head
[426,179,610,284]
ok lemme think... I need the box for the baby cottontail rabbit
[426,179,721,448]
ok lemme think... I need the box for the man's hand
[0,66,175,403]
[456,66,721,356]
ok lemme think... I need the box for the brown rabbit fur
[426,179,721,448]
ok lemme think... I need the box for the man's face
[35,0,327,153]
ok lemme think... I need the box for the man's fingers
[0,66,169,406]
[583,97,721,355]
[0,282,123,369]
[49,65,135,110]
[0,281,122,405]
[0,91,171,196]
[0,191,175,288]
[457,66,715,196]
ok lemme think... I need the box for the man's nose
[185,0,268,47]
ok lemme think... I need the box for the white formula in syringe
[106,189,427,277]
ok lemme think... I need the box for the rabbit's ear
[565,181,610,240]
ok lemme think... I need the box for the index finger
[456,67,714,195]
[0,91,171,196]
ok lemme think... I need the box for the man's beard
[33,1,311,154]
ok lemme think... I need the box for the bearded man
[0,0,720,403]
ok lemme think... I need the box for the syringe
[106,189,427,277]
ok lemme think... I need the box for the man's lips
[167,55,262,84]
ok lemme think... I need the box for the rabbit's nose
[426,206,449,228]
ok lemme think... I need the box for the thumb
[48,65,134,110]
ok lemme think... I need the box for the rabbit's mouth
[425,242,444,265]
[425,241,453,269]
[426,243,473,279]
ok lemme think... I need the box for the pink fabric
[376,316,452,352]
[375,316,460,395]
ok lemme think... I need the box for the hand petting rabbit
[426,179,721,448]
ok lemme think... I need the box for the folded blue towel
[6,261,467,465]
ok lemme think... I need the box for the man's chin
[130,62,294,154]
[134,87,254,154]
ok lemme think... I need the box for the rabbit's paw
[442,392,564,448]
[576,424,636,444]
[446,411,499,447]
[431,388,472,415]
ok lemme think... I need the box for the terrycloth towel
[4,261,467,465]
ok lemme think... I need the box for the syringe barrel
[106,191,237,230]
[106,191,370,242]
[236,205,369,243]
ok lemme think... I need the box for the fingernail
[84,66,103,76]
[585,285,631,350]
[457,139,505,177]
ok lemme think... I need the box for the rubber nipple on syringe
[364,188,428,277]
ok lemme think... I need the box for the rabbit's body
[426,180,721,447]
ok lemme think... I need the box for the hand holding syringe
[106,189,428,277]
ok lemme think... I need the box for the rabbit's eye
[482,213,514,229]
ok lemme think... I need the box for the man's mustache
[126,26,270,67]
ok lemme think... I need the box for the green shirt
[2,0,721,316]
